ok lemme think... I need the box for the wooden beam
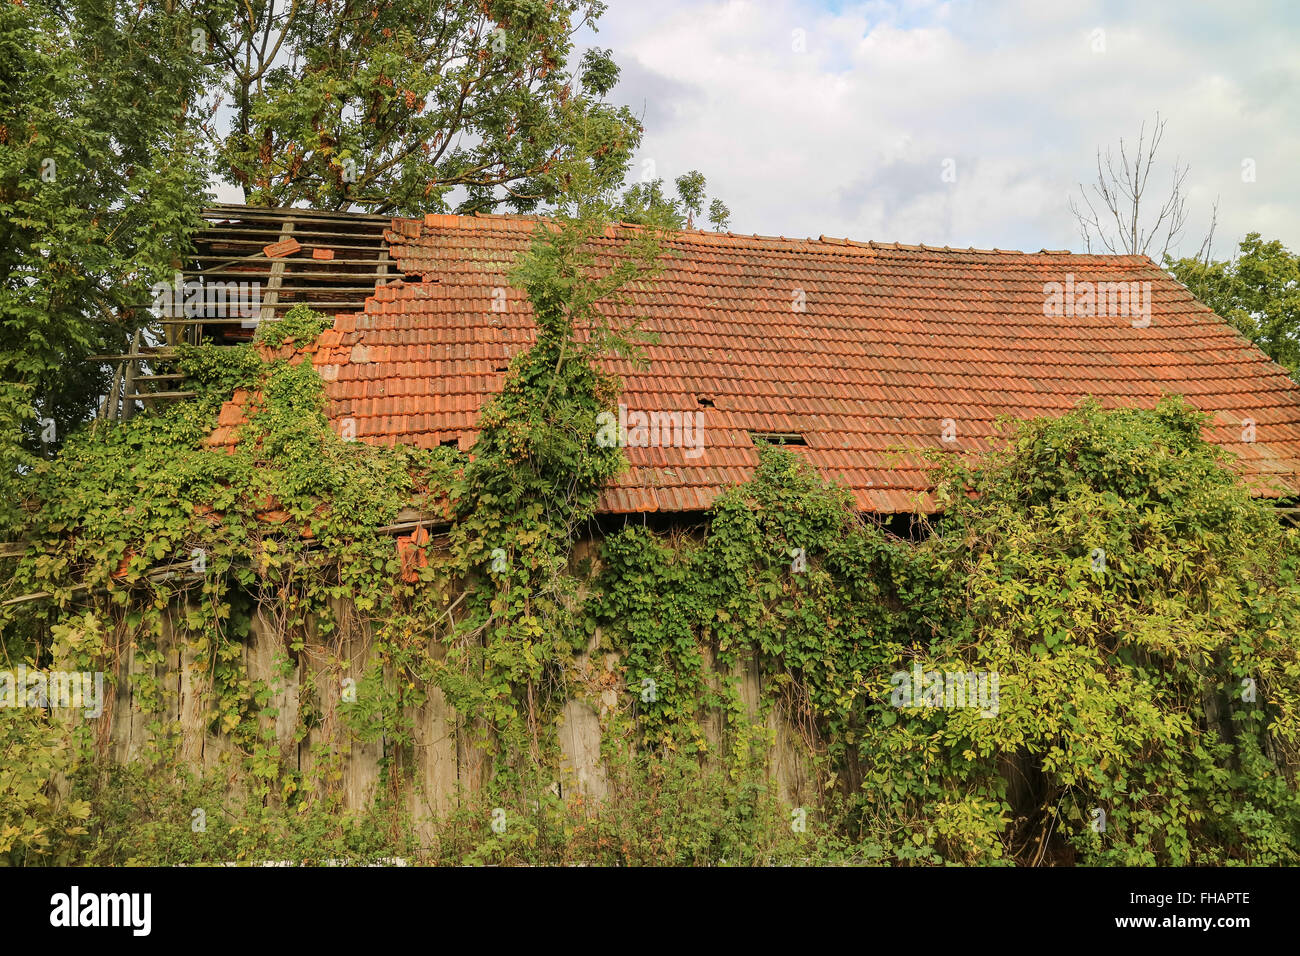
[2,590,53,607]
[120,330,142,421]
[87,351,180,362]
[204,204,392,224]
[258,219,295,325]
[193,234,387,247]
[122,390,196,401]
[189,257,392,271]
[105,359,124,421]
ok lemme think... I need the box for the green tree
[200,0,643,215]
[616,169,728,229]
[0,383,35,537]
[1167,234,1300,375]
[0,0,213,449]
[671,169,731,230]
[707,197,731,232]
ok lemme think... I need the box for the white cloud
[581,0,1300,259]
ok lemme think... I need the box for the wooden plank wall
[101,598,813,829]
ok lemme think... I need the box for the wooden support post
[105,360,125,421]
[257,220,295,328]
[120,330,141,421]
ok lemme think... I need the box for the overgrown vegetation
[3,212,1299,866]
[1,0,212,451]
[78,750,846,867]
[588,402,1300,865]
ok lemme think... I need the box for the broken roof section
[205,206,1300,514]
[187,203,392,334]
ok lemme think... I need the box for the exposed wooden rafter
[94,204,393,421]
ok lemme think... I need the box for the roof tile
[222,210,1300,513]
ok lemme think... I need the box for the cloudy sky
[576,0,1300,260]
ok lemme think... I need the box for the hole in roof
[179,205,391,343]
[439,438,459,449]
[401,272,423,283]
[494,366,508,372]
[747,431,806,446]
[697,397,714,407]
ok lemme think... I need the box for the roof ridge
[378,208,1162,263]
[410,212,1103,258]
[198,205,1159,265]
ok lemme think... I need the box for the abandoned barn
[110,203,1300,517]
[78,203,1300,822]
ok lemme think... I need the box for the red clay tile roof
[212,210,1300,514]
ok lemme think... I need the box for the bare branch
[1069,112,1199,260]
[1195,197,1220,267]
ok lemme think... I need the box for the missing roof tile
[747,431,806,446]
[697,397,715,407]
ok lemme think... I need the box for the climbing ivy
[3,303,461,821]
[1,206,673,856]
[589,399,1300,864]
[425,208,670,777]
[4,226,1299,866]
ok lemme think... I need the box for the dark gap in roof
[173,206,392,344]
[439,438,459,449]
[747,431,806,446]
[697,397,714,407]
